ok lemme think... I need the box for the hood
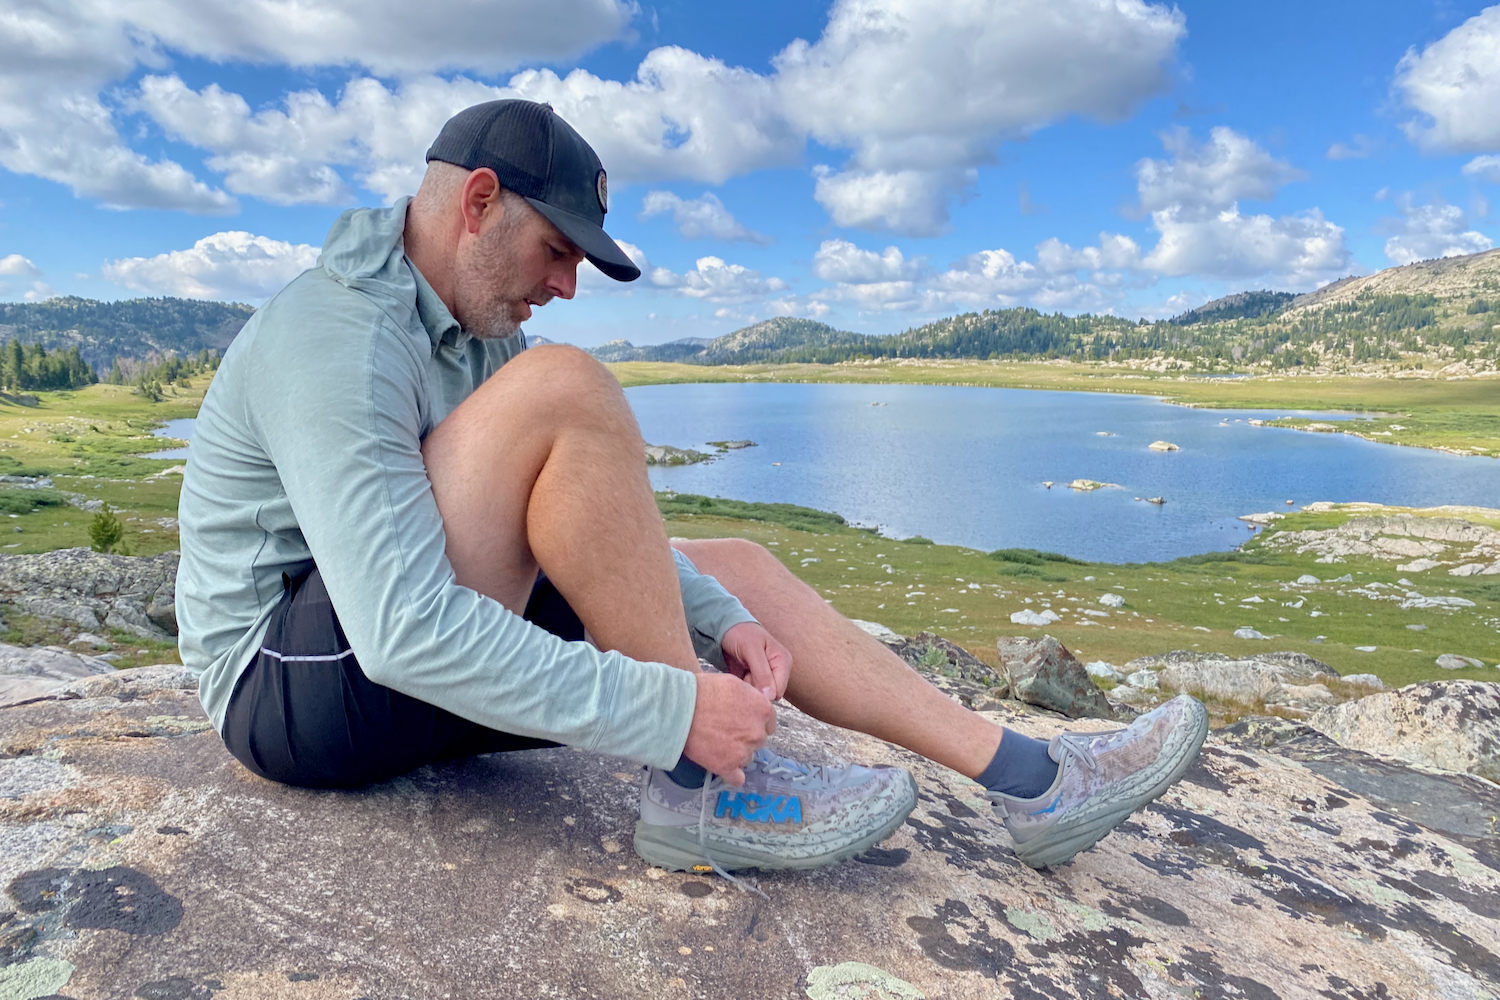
[316,198,417,311]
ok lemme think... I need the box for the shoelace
[1051,732,1099,771]
[1052,720,1141,774]
[697,768,770,900]
[751,747,833,784]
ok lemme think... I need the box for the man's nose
[547,262,578,301]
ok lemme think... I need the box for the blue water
[142,418,195,460]
[155,383,1500,563]
[627,382,1500,563]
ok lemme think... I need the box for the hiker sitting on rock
[176,100,1208,874]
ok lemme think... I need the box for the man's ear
[460,168,501,235]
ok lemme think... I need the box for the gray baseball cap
[425,100,640,282]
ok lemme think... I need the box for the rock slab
[1123,649,1339,709]
[1311,679,1500,782]
[0,642,116,707]
[2,667,1499,998]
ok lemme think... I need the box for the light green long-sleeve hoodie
[176,199,755,768]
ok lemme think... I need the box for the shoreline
[609,360,1500,459]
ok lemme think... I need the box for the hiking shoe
[633,747,917,873]
[988,694,1209,869]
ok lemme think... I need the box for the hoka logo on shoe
[715,791,803,824]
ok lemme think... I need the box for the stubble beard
[451,222,535,341]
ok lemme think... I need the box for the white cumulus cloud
[1380,197,1493,265]
[108,0,634,77]
[1136,127,1303,216]
[796,127,1350,320]
[1395,5,1500,153]
[811,240,925,284]
[1133,128,1350,283]
[1036,234,1142,274]
[811,166,973,237]
[0,0,632,212]
[0,255,42,278]
[789,0,1183,234]
[55,0,1183,229]
[639,191,767,243]
[648,256,787,304]
[103,231,319,301]
[1464,155,1500,184]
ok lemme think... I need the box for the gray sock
[977,729,1060,799]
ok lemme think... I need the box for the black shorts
[221,568,580,789]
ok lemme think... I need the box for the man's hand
[683,672,776,786]
[721,621,792,702]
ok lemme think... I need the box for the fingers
[742,645,776,701]
[722,766,746,787]
[767,643,792,701]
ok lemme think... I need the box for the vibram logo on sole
[715,791,803,824]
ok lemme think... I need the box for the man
[178,99,1207,875]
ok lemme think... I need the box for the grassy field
[0,381,203,558]
[609,359,1500,457]
[661,493,1500,695]
[1,374,1495,693]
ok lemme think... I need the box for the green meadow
[0,370,1494,695]
[660,493,1500,702]
[610,359,1500,457]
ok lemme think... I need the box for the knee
[682,537,786,575]
[508,344,631,425]
[519,343,621,396]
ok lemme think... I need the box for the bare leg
[421,345,697,672]
[671,538,1004,780]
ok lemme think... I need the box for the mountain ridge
[0,248,1496,373]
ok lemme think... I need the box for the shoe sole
[632,771,918,873]
[1011,698,1209,869]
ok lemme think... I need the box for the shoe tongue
[1046,735,1065,764]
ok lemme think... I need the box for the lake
[627,382,1500,563]
[155,383,1500,563]
[142,418,195,460]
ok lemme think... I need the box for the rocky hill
[0,297,253,369]
[591,318,874,365]
[1168,289,1296,325]
[1289,247,1500,313]
[597,249,1499,374]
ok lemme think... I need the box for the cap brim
[525,198,641,282]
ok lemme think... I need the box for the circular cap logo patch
[596,170,608,213]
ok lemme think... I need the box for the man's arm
[247,294,698,768]
[673,548,757,665]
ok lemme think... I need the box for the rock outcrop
[1311,679,1500,782]
[996,635,1116,720]
[0,642,115,707]
[1118,649,1342,715]
[643,444,714,466]
[2,665,1498,998]
[1261,511,1500,574]
[0,548,179,639]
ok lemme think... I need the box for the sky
[2,0,1499,348]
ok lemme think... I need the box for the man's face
[451,196,585,340]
